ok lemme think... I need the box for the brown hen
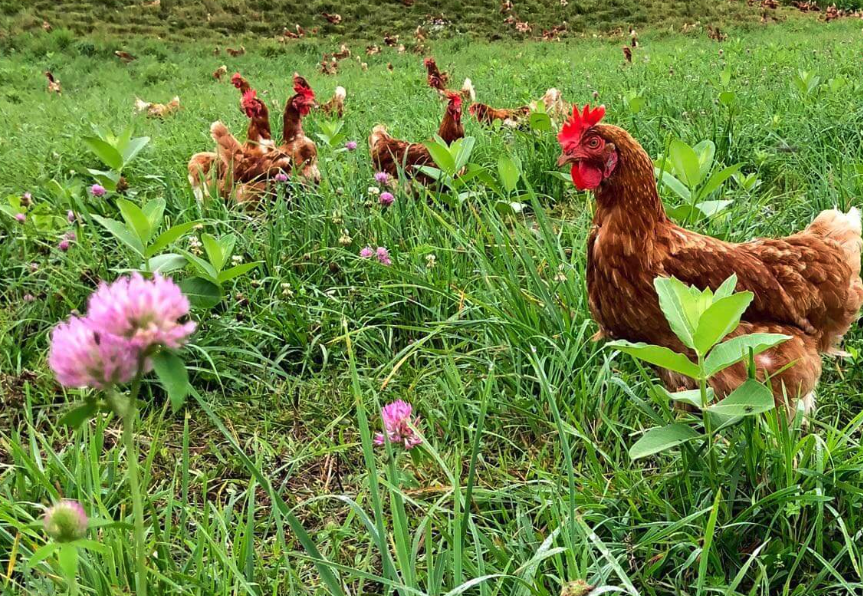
[556,105,863,414]
[369,92,464,184]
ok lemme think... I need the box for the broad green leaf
[146,221,199,257]
[28,542,60,567]
[693,292,754,354]
[120,136,150,165]
[147,253,188,274]
[654,168,691,201]
[706,379,775,417]
[92,214,145,256]
[87,169,119,191]
[59,402,97,428]
[545,170,572,184]
[629,423,700,460]
[719,91,737,107]
[142,199,166,233]
[116,198,151,245]
[654,386,713,410]
[82,137,123,170]
[58,544,78,581]
[704,333,789,377]
[217,261,260,284]
[414,165,443,181]
[179,249,219,281]
[700,163,742,198]
[152,350,190,412]
[201,233,225,272]
[424,139,456,175]
[608,340,701,378]
[695,200,733,217]
[219,233,237,262]
[179,276,222,309]
[693,140,716,182]
[498,154,520,193]
[713,274,738,302]
[529,112,552,132]
[654,277,696,349]
[666,204,695,221]
[452,136,475,172]
[668,139,703,188]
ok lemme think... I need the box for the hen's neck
[438,109,463,144]
[593,124,668,235]
[282,97,304,143]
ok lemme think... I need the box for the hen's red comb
[241,89,257,106]
[445,91,462,107]
[292,73,315,100]
[558,104,606,149]
[231,72,244,88]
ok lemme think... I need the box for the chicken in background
[231,72,252,113]
[630,27,638,47]
[213,65,228,81]
[707,26,728,42]
[187,89,285,204]
[319,56,338,75]
[333,44,351,60]
[383,34,399,47]
[189,121,291,205]
[213,47,221,55]
[134,96,181,118]
[622,46,633,63]
[369,91,464,184]
[322,12,342,24]
[280,73,320,184]
[226,46,246,57]
[115,50,137,63]
[319,86,346,118]
[45,71,61,94]
[424,57,449,93]
[366,44,381,56]
[466,80,531,128]
[530,87,570,125]
[42,20,52,32]
[555,104,863,415]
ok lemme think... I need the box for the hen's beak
[556,153,576,168]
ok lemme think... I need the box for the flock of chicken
[186,57,569,204]
[180,54,861,420]
[37,17,862,417]
[187,73,322,202]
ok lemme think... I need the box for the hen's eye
[586,137,600,149]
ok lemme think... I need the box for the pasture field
[1,19,863,596]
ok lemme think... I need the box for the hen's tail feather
[809,207,862,275]
[461,78,475,101]
[808,207,863,353]
[211,121,243,165]
[369,125,390,152]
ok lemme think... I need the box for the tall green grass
[1,19,862,596]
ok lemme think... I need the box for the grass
[2,0,778,43]
[1,16,863,596]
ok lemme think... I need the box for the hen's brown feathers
[469,102,530,127]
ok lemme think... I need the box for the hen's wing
[660,209,862,351]
[369,125,433,180]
